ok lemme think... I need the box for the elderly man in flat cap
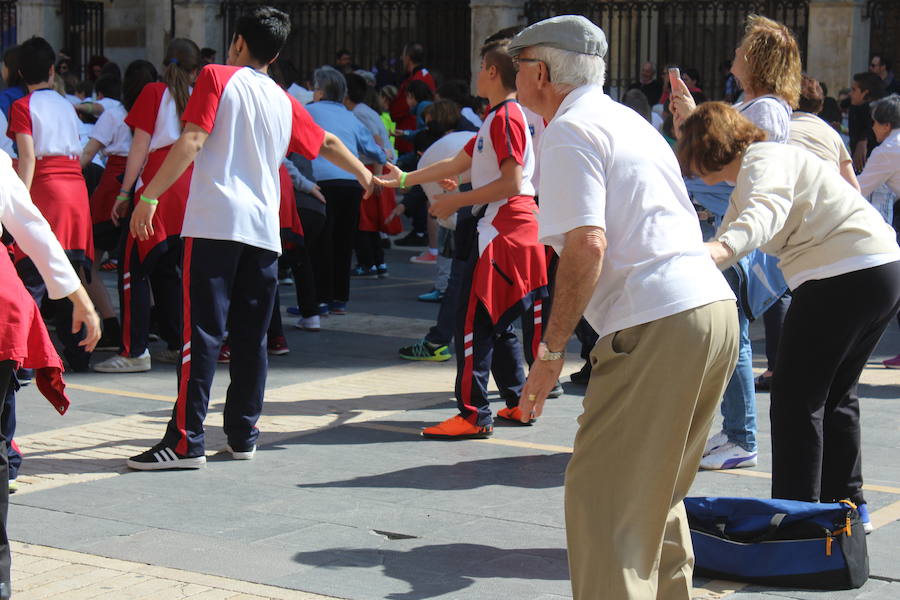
[509,15,739,599]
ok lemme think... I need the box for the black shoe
[755,373,772,391]
[569,362,592,384]
[126,442,206,471]
[394,231,428,247]
[547,380,564,398]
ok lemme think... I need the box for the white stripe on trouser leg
[123,284,130,291]
[464,347,473,357]
[464,332,473,343]
[183,341,191,352]
[182,354,190,365]
[534,317,541,325]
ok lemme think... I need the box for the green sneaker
[399,339,451,362]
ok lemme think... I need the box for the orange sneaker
[421,415,493,439]
[496,406,535,425]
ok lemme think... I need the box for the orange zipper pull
[825,533,833,556]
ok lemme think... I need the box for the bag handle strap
[714,513,787,543]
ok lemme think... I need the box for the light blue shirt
[305,100,385,182]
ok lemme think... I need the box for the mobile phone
[668,67,681,89]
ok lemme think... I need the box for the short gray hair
[314,65,346,102]
[871,94,900,129]
[530,45,605,93]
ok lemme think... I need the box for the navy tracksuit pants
[163,238,278,457]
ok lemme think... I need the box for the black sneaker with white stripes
[126,442,206,471]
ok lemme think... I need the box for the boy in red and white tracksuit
[378,39,548,439]
[126,7,373,470]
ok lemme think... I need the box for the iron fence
[220,0,471,86]
[0,0,14,55]
[867,0,900,79]
[524,0,809,101]
[62,0,104,79]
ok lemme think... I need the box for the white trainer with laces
[93,350,151,373]
[295,315,321,331]
[700,442,758,470]
[703,430,729,457]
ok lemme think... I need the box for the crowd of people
[0,5,898,599]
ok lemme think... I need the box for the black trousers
[16,259,89,371]
[771,261,900,505]
[293,208,326,318]
[311,181,362,304]
[763,292,791,371]
[0,361,11,592]
[162,238,278,456]
[354,231,384,268]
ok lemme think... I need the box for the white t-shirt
[90,100,132,157]
[735,95,792,143]
[538,85,734,340]
[125,83,184,153]
[0,112,14,158]
[419,130,474,229]
[522,104,545,190]
[463,99,536,254]
[180,65,325,254]
[858,128,900,197]
[7,89,82,157]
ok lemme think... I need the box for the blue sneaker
[286,306,301,316]
[858,503,873,534]
[417,289,444,303]
[329,301,347,315]
[318,303,330,317]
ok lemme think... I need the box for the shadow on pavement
[297,452,569,491]
[293,543,569,599]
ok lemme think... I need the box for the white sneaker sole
[126,455,206,470]
[700,456,758,470]
[225,444,256,460]
[93,362,151,373]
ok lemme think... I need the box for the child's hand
[439,178,458,192]
[310,184,326,204]
[386,202,405,224]
[428,195,457,221]
[374,163,405,188]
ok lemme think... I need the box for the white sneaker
[700,442,758,470]
[703,430,729,457]
[152,348,180,364]
[93,350,151,373]
[224,443,256,460]
[294,315,321,332]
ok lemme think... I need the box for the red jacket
[389,66,436,154]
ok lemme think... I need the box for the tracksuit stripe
[175,238,194,456]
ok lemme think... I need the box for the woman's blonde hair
[740,15,802,108]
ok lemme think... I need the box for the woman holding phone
[669,15,800,472]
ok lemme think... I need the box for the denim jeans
[719,283,758,453]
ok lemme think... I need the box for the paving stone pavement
[8,249,900,599]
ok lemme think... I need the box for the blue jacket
[305,100,386,182]
[685,177,788,319]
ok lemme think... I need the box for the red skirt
[279,164,303,249]
[359,165,401,235]
[473,197,548,325]
[90,154,128,226]
[0,249,70,415]
[133,147,192,262]
[14,156,93,268]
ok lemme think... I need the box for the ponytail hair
[162,38,201,117]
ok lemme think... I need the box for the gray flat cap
[508,15,608,58]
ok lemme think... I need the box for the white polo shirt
[858,128,900,197]
[90,100,131,157]
[7,89,82,157]
[179,65,325,254]
[538,85,734,340]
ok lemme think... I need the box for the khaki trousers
[566,300,739,600]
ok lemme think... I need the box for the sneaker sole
[268,349,290,356]
[93,364,152,373]
[421,430,493,440]
[496,414,535,426]
[399,354,451,362]
[126,456,206,471]
[225,444,256,460]
[700,456,758,470]
[410,259,437,265]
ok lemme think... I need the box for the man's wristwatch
[538,342,565,361]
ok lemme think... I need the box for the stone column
[469,0,527,90]
[172,0,222,55]
[16,0,63,48]
[807,0,869,97]
[145,0,173,67]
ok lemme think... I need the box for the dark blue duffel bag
[685,497,868,589]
